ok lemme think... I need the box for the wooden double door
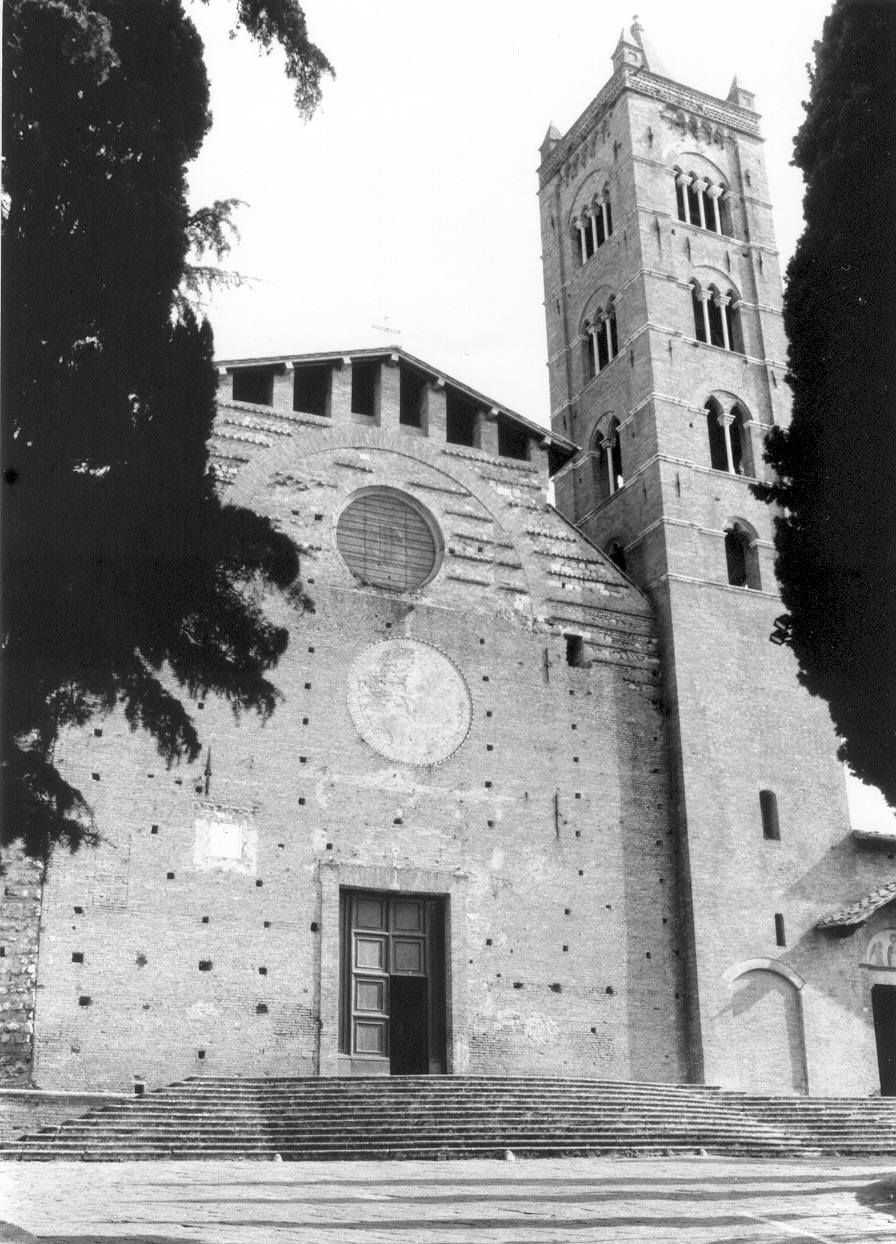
[339,890,446,1076]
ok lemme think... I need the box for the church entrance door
[872,984,896,1096]
[339,890,446,1076]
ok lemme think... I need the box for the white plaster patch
[523,1014,561,1045]
[193,818,257,873]
[490,847,504,871]
[185,1001,219,1021]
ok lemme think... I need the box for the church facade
[3,22,895,1098]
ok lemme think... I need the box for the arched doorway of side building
[723,959,809,1095]
[863,928,896,1096]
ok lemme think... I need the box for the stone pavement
[1,1156,895,1243]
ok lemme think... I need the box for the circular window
[336,490,440,591]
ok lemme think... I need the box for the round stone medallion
[346,639,472,766]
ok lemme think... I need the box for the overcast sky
[185,0,893,833]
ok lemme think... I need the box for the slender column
[602,437,617,495]
[576,219,588,264]
[719,413,736,473]
[600,311,614,363]
[589,211,600,253]
[698,291,712,343]
[677,173,692,224]
[693,179,708,229]
[600,196,610,239]
[707,185,723,233]
[589,326,600,374]
[715,294,731,351]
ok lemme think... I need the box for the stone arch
[670,152,733,235]
[689,271,744,352]
[569,171,614,267]
[580,291,619,380]
[723,960,808,1094]
[670,150,731,184]
[702,392,755,477]
[580,287,617,330]
[568,168,613,230]
[591,415,623,502]
[723,516,761,590]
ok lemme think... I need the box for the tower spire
[727,74,757,111]
[628,15,672,79]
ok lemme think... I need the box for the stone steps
[3,1076,894,1161]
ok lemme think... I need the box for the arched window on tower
[583,322,597,381]
[572,188,614,267]
[573,214,595,265]
[602,185,613,239]
[705,399,750,475]
[673,168,730,236]
[724,521,761,590]
[706,399,729,471]
[594,417,624,502]
[583,298,618,380]
[690,282,743,353]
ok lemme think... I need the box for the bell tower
[540,21,862,1093]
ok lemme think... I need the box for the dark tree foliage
[754,0,896,804]
[1,0,331,860]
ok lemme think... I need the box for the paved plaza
[1,1156,895,1243]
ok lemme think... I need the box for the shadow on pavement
[3,1230,205,1244]
[147,1182,865,1206]
[857,1174,896,1219]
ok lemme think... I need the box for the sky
[184,0,894,835]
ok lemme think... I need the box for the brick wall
[30,411,687,1092]
[0,846,43,1084]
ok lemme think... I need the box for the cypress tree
[1,1,332,859]
[755,0,896,804]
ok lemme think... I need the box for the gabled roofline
[214,345,580,463]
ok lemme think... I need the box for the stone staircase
[723,1092,896,1154]
[2,1077,895,1161]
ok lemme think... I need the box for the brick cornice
[539,67,762,189]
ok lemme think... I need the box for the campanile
[539,19,862,1092]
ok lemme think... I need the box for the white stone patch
[523,1014,561,1045]
[193,818,257,873]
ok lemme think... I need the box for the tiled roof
[817,880,896,929]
